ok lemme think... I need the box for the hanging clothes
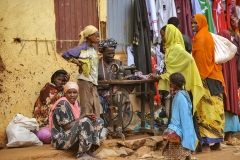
[226,0,236,29]
[198,0,216,33]
[212,0,227,33]
[174,0,193,38]
[133,0,152,74]
[146,0,158,42]
[191,0,203,15]
[156,0,177,43]
[127,45,134,66]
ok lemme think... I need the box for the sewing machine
[110,62,136,80]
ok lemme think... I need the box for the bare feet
[202,143,211,153]
[210,142,222,150]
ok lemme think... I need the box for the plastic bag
[34,126,51,144]
[6,114,43,147]
[211,33,237,64]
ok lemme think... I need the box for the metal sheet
[107,0,134,52]
[54,0,99,53]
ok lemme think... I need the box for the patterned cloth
[33,82,64,128]
[51,99,104,157]
[98,38,117,53]
[163,142,191,160]
[196,79,224,144]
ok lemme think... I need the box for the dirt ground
[0,134,240,160]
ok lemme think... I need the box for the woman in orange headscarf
[191,14,225,152]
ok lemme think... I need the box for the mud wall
[0,0,79,146]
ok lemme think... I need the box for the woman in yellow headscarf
[191,14,225,152]
[62,25,101,117]
[150,24,204,114]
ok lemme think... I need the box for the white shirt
[156,0,177,43]
[146,0,158,42]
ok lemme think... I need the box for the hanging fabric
[198,0,216,33]
[212,0,227,33]
[190,0,203,15]
[174,0,193,38]
[226,0,236,29]
[156,0,177,42]
[146,0,158,42]
[133,0,152,74]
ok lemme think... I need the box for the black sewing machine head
[110,62,136,80]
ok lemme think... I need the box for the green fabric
[198,0,216,33]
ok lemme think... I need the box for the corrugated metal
[107,0,134,52]
[54,0,99,53]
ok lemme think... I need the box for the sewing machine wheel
[102,93,133,130]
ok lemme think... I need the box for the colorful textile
[198,0,216,33]
[192,14,225,90]
[218,30,239,115]
[50,99,104,157]
[168,90,198,151]
[224,112,240,132]
[190,0,202,15]
[159,24,204,113]
[33,83,64,128]
[49,97,80,130]
[78,25,98,45]
[212,0,227,33]
[77,79,100,117]
[163,142,191,160]
[196,79,224,144]
[98,38,117,53]
[233,34,240,86]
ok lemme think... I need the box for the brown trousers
[77,79,100,117]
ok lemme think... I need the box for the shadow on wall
[0,56,5,93]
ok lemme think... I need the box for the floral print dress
[51,100,104,157]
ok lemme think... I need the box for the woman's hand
[83,113,96,123]
[149,73,160,81]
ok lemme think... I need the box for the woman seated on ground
[49,82,104,159]
[33,69,69,143]
[163,72,198,160]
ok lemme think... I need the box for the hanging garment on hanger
[156,0,177,42]
[133,0,152,74]
[174,0,193,38]
[212,0,227,33]
[198,0,216,33]
[146,0,158,42]
[191,0,203,15]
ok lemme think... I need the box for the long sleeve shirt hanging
[212,0,227,33]
[146,0,158,42]
[156,0,177,42]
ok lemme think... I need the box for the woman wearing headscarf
[219,30,240,143]
[149,24,203,158]
[149,24,204,115]
[33,69,69,143]
[62,25,101,117]
[49,82,104,159]
[191,14,225,152]
[98,38,133,127]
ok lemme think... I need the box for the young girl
[62,25,100,117]
[163,72,198,160]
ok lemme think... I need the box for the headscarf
[98,38,117,53]
[49,82,80,130]
[64,82,79,93]
[192,14,225,90]
[51,69,68,84]
[159,24,204,113]
[79,25,98,45]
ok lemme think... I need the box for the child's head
[169,72,186,90]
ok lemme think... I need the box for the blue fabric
[224,112,240,132]
[191,0,202,15]
[168,90,198,151]
[201,137,223,144]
